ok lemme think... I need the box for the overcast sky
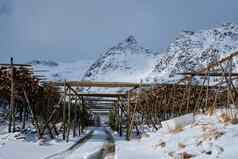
[1,0,238,63]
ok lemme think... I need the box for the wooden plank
[177,50,238,84]
[66,93,127,98]
[177,72,238,76]
[0,63,32,67]
[85,98,118,102]
[50,81,152,88]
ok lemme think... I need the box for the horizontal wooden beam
[66,93,127,98]
[88,106,113,110]
[177,72,238,77]
[50,81,152,88]
[0,64,32,67]
[90,109,111,111]
[177,50,238,84]
[85,98,118,102]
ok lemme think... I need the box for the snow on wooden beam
[161,113,195,130]
[177,72,238,77]
[65,93,127,98]
[177,50,238,84]
[50,81,152,88]
[0,63,32,67]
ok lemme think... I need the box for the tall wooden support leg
[186,78,192,113]
[9,57,15,133]
[73,98,78,137]
[22,105,26,130]
[228,58,234,118]
[126,91,131,141]
[63,80,67,140]
[117,97,123,137]
[116,102,120,132]
[66,88,71,142]
[81,97,85,133]
[205,71,210,111]
[78,98,81,136]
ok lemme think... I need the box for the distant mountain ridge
[82,35,159,83]
[146,23,238,83]
[31,23,238,85]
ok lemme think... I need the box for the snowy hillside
[116,109,238,159]
[83,36,159,83]
[147,23,238,83]
[30,59,93,81]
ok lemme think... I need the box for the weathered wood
[66,93,128,98]
[177,72,238,76]
[63,81,67,140]
[51,81,152,88]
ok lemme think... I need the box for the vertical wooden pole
[8,57,15,133]
[81,97,85,133]
[73,98,78,137]
[206,71,210,111]
[228,58,234,118]
[63,80,66,140]
[117,97,123,137]
[22,104,26,130]
[77,97,82,136]
[66,87,71,142]
[126,91,131,140]
[186,78,192,113]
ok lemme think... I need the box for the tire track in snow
[45,127,115,159]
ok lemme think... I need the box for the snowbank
[115,110,238,159]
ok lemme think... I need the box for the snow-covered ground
[115,110,238,159]
[0,124,91,159]
[0,126,112,159]
[1,109,238,159]
[48,128,110,159]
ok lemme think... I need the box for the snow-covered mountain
[82,35,159,83]
[31,23,238,85]
[147,23,238,83]
[30,59,93,81]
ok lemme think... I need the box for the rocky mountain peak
[117,35,138,48]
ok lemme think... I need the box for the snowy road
[46,127,115,159]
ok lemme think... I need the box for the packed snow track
[46,127,115,159]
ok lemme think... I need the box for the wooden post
[22,104,26,130]
[205,70,210,110]
[63,80,67,140]
[66,87,71,142]
[78,97,81,136]
[117,97,123,137]
[73,98,78,137]
[8,57,15,133]
[81,97,86,133]
[186,78,192,113]
[126,91,131,140]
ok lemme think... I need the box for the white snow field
[0,125,91,159]
[48,127,111,159]
[115,110,238,159]
[1,109,238,159]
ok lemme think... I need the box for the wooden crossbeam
[0,64,32,67]
[177,50,238,84]
[50,81,152,88]
[66,93,127,98]
[89,108,111,111]
[177,72,238,77]
[85,98,118,102]
[87,106,113,110]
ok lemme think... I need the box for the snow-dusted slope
[147,23,238,83]
[30,60,93,81]
[83,36,159,83]
[116,109,238,159]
